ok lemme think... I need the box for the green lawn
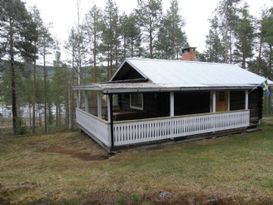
[1,118,273,204]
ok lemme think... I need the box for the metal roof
[117,58,273,87]
[74,58,272,93]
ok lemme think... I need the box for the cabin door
[216,91,228,112]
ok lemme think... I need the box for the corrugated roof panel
[126,58,272,87]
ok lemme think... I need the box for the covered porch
[74,83,252,152]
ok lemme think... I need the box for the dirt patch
[42,145,109,161]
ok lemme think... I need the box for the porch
[74,84,251,151]
[76,108,249,149]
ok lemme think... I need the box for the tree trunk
[55,104,59,127]
[68,46,75,130]
[9,19,17,135]
[229,30,232,63]
[43,43,48,134]
[48,102,53,125]
[242,52,246,69]
[149,28,153,58]
[32,60,36,134]
[38,103,42,127]
[107,45,110,80]
[68,85,72,130]
[110,45,113,79]
[28,103,32,127]
[10,49,17,135]
[115,44,118,70]
[223,30,229,64]
[130,41,134,57]
[257,35,263,74]
[269,45,273,79]
[65,86,69,129]
[93,27,97,83]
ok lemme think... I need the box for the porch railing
[113,110,250,146]
[76,108,110,147]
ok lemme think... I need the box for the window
[130,93,143,110]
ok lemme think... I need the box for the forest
[0,0,273,136]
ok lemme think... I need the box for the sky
[23,0,273,63]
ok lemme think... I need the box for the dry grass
[1,120,273,204]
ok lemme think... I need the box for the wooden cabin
[73,58,272,152]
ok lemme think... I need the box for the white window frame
[130,93,144,111]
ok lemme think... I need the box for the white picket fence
[113,110,250,146]
[76,108,250,148]
[76,108,110,146]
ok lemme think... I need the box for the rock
[205,198,219,205]
[159,191,171,200]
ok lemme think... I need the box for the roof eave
[103,85,258,94]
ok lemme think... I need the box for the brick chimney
[181,47,196,61]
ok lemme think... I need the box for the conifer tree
[156,0,187,59]
[101,0,120,79]
[136,0,163,58]
[217,0,240,63]
[120,13,142,58]
[233,3,254,69]
[205,17,225,63]
[84,5,103,83]
[0,0,37,134]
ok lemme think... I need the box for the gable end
[111,62,147,82]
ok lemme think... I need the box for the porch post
[245,90,249,110]
[76,90,80,108]
[227,91,230,111]
[212,91,216,112]
[78,91,81,108]
[97,93,102,118]
[170,92,174,117]
[108,94,114,151]
[84,91,88,112]
[107,95,111,122]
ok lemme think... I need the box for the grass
[1,119,273,204]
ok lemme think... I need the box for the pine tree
[120,13,142,58]
[155,0,187,59]
[217,0,240,63]
[261,8,273,79]
[29,7,42,134]
[136,0,163,58]
[0,0,36,135]
[65,28,81,129]
[233,3,254,69]
[101,0,120,79]
[39,26,54,133]
[84,5,103,83]
[205,17,225,63]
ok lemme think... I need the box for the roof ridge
[126,57,240,67]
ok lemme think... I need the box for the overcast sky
[23,0,273,63]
